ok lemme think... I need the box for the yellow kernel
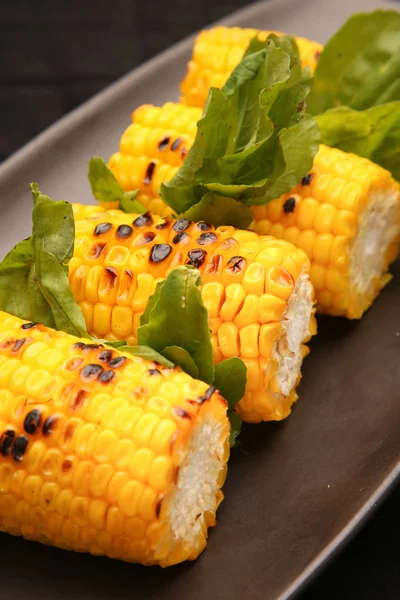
[0,463,13,494]
[56,489,73,517]
[201,282,225,317]
[42,448,63,479]
[265,266,294,300]
[124,516,147,540]
[239,324,260,358]
[268,222,285,238]
[314,203,337,234]
[317,289,333,308]
[89,463,114,497]
[93,430,119,463]
[119,480,145,517]
[298,197,318,230]
[326,268,347,293]
[218,322,239,358]
[313,233,334,265]
[332,210,357,237]
[220,284,245,321]
[92,303,112,337]
[114,439,136,471]
[72,460,95,495]
[267,198,283,222]
[297,230,317,259]
[259,323,282,357]
[138,486,158,521]
[88,499,107,529]
[38,481,59,511]
[241,262,265,295]
[148,456,173,491]
[151,419,178,455]
[134,413,160,447]
[257,294,287,323]
[107,472,130,505]
[234,295,259,328]
[241,358,261,392]
[310,264,327,290]
[111,306,133,338]
[330,236,350,267]
[105,506,125,536]
[74,423,97,458]
[70,496,89,525]
[282,226,300,246]
[47,512,63,536]
[128,447,155,482]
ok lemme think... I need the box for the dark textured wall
[0,1,399,598]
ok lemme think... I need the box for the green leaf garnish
[117,345,175,368]
[181,191,253,228]
[88,157,145,214]
[160,34,319,222]
[138,266,214,384]
[213,358,247,446]
[308,10,400,115]
[317,103,400,180]
[0,184,88,337]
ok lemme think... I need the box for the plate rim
[0,0,399,598]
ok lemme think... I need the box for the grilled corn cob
[0,311,229,566]
[251,145,400,318]
[69,205,315,423]
[108,102,400,318]
[180,27,323,108]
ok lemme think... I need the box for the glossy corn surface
[70,206,314,422]
[251,145,400,318]
[180,26,323,107]
[0,311,229,566]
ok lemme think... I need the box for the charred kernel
[174,407,192,419]
[205,254,222,275]
[12,435,28,461]
[156,496,164,519]
[23,409,42,434]
[65,357,84,371]
[227,256,246,273]
[198,385,216,404]
[43,415,58,436]
[133,212,154,228]
[88,242,107,259]
[108,356,127,369]
[144,161,156,184]
[21,322,37,330]
[0,339,15,350]
[62,459,73,473]
[94,222,112,236]
[170,137,182,151]
[149,244,172,263]
[98,349,113,363]
[301,173,313,186]
[173,218,192,233]
[140,232,156,244]
[283,197,296,214]
[156,218,170,230]
[116,225,133,238]
[157,136,170,151]
[187,248,207,268]
[99,370,115,384]
[197,232,218,246]
[104,267,118,285]
[12,338,27,352]
[148,369,161,376]
[71,390,89,410]
[196,221,212,231]
[73,342,85,349]
[0,430,15,456]
[80,364,104,382]
[172,232,189,244]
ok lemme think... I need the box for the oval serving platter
[0,0,399,599]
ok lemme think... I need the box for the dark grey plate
[0,0,399,598]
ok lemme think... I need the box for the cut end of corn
[250,145,400,319]
[0,311,229,566]
[180,26,323,108]
[70,206,316,422]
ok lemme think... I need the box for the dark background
[0,0,399,598]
